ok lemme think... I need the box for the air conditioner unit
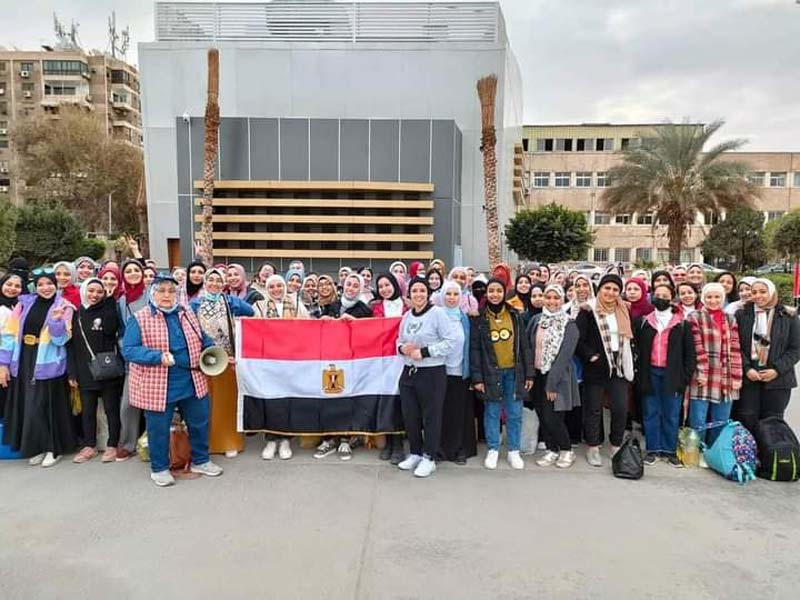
[0,186,9,193]
[0,88,5,95]
[20,70,30,78]
[0,129,7,136]
[0,168,8,174]
[23,91,32,99]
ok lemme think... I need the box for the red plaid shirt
[128,307,208,412]
[688,309,742,403]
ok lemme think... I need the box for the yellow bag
[136,431,150,462]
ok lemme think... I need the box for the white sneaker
[413,457,436,477]
[28,453,46,466]
[190,461,224,477]
[536,451,559,467]
[41,452,60,468]
[150,470,175,487]
[398,454,422,471]
[313,439,337,459]
[556,450,576,469]
[586,446,602,467]
[537,441,547,451]
[337,441,353,461]
[609,445,620,458]
[261,441,277,460]
[507,450,524,470]
[699,454,709,469]
[484,449,499,470]
[224,450,238,459]
[278,439,293,460]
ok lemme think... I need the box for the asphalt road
[1,393,798,600]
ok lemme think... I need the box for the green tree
[701,206,766,270]
[771,211,800,260]
[13,201,84,265]
[504,203,594,263]
[602,120,758,263]
[0,197,18,265]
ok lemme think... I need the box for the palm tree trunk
[477,75,500,269]
[135,169,149,257]
[667,219,684,264]
[199,48,220,268]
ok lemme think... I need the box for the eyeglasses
[32,268,55,276]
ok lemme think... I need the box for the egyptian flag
[235,317,405,435]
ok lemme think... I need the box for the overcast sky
[2,0,798,150]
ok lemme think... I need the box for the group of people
[1,253,798,485]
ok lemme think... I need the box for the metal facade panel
[249,118,280,180]
[399,119,431,184]
[339,119,369,181]
[279,118,310,181]
[369,119,399,182]
[220,118,249,180]
[309,119,340,181]
[176,118,191,195]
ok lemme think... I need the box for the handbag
[612,437,644,480]
[78,316,125,381]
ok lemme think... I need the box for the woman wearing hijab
[320,273,372,320]
[725,276,755,316]
[316,275,339,316]
[529,283,545,316]
[575,273,635,467]
[98,264,122,300]
[734,278,800,434]
[285,269,304,294]
[686,263,706,289]
[67,278,124,464]
[507,274,536,325]
[470,278,534,470]
[74,257,98,285]
[471,278,488,309]
[625,278,653,320]
[538,265,551,285]
[714,271,738,307]
[426,267,444,294]
[429,259,446,277]
[446,267,479,316]
[439,280,475,465]
[677,282,702,319]
[143,266,158,288]
[251,261,277,298]
[300,275,322,319]
[226,264,263,305]
[182,260,207,305]
[564,273,594,319]
[0,273,25,416]
[650,270,674,301]
[490,263,513,291]
[370,273,407,319]
[191,268,254,458]
[408,261,426,280]
[358,267,374,303]
[53,261,81,309]
[528,284,580,469]
[0,268,76,467]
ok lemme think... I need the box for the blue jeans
[688,398,732,447]
[145,395,210,473]
[484,368,522,451]
[642,368,682,455]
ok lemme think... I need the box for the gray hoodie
[397,305,458,368]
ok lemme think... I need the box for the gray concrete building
[139,1,522,270]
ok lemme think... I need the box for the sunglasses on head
[32,267,55,276]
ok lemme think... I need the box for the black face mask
[652,298,672,312]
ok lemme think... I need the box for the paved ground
[1,398,799,600]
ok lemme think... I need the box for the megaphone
[199,346,229,377]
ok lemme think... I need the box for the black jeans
[80,381,122,448]
[400,365,446,459]
[736,381,791,434]
[583,376,629,447]
[531,373,571,452]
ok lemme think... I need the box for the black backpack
[612,437,644,480]
[753,417,800,482]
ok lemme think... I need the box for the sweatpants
[583,376,629,447]
[531,372,571,452]
[736,382,791,434]
[80,381,122,448]
[399,365,446,459]
[118,376,142,452]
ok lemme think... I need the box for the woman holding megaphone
[190,268,254,458]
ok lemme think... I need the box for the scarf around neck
[538,306,569,374]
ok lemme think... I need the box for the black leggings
[531,373,571,452]
[735,382,791,434]
[80,381,122,448]
[400,365,446,459]
[583,377,629,447]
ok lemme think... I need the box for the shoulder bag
[78,316,125,381]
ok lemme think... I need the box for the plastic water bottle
[681,428,701,467]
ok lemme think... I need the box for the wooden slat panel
[193,180,434,193]
[208,232,434,242]
[193,198,434,209]
[214,249,434,259]
[194,214,434,225]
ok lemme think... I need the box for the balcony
[40,94,94,109]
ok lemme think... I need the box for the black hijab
[651,270,674,291]
[512,274,534,314]
[185,260,207,299]
[715,271,739,304]
[374,272,401,301]
[486,277,507,315]
[471,280,487,305]
[0,273,23,309]
[530,283,545,316]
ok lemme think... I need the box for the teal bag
[701,420,758,485]
[0,421,22,460]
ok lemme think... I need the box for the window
[636,213,655,225]
[769,172,786,187]
[576,138,594,152]
[747,172,765,186]
[20,62,33,72]
[595,172,608,187]
[593,248,609,262]
[0,140,8,149]
[43,60,88,76]
[636,248,652,262]
[0,120,6,130]
[554,172,571,187]
[621,138,640,151]
[596,138,614,152]
[0,62,6,72]
[536,138,554,152]
[44,80,89,96]
[522,138,529,152]
[614,248,631,263]
[767,211,785,222]
[575,172,592,187]
[21,82,34,92]
[584,212,591,224]
[795,172,800,188]
[555,138,573,151]
[614,214,631,225]
[702,210,721,226]
[111,70,131,85]
[0,102,6,116]
[532,172,550,188]
[594,212,610,225]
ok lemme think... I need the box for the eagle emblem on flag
[322,364,345,394]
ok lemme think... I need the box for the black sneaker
[665,455,684,468]
[644,452,659,466]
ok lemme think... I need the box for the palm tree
[199,48,220,267]
[602,120,758,263]
[477,75,501,268]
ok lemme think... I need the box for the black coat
[575,307,616,383]
[320,300,373,319]
[735,303,800,389]
[469,304,534,402]
[633,313,696,397]
[67,297,123,390]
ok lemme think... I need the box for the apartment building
[0,48,141,204]
[522,124,799,264]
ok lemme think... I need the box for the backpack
[753,417,800,482]
[702,420,758,485]
[612,437,644,480]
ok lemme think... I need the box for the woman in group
[671,265,688,285]
[190,268,254,458]
[715,271,738,308]
[575,273,635,466]
[54,261,81,309]
[471,278,488,309]
[529,284,580,469]
[529,283,545,316]
[358,267,374,302]
[250,275,308,461]
[285,269,304,295]
[507,274,536,325]
[0,269,76,467]
[446,267,479,315]
[300,275,321,319]
[316,275,339,316]
[67,278,124,464]
[408,261,426,280]
[74,257,97,285]
[651,270,674,291]
[395,276,458,477]
[625,278,653,320]
[389,261,408,283]
[470,278,534,470]
[734,278,800,433]
[227,264,263,305]
[143,266,158,288]
[490,263,513,291]
[439,280,475,465]
[182,260,207,305]
[564,273,594,319]
[250,261,277,298]
[116,258,150,462]
[538,264,551,285]
[320,273,372,319]
[677,281,702,318]
[0,272,25,417]
[430,259,447,276]
[98,264,122,299]
[550,270,567,288]
[687,283,743,448]
[426,268,444,295]
[686,263,706,290]
[634,283,695,467]
[725,276,755,316]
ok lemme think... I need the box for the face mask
[652,298,672,312]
